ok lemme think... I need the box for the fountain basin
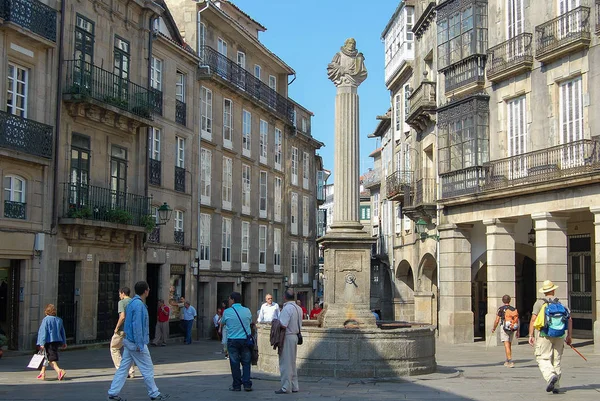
[257,324,436,378]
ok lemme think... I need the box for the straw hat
[539,280,559,294]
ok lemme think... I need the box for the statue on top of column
[327,38,367,87]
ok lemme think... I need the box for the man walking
[491,294,519,368]
[152,299,169,346]
[528,280,573,394]
[182,301,196,344]
[221,292,253,392]
[275,290,303,394]
[107,281,169,401]
[257,293,279,323]
[110,287,135,379]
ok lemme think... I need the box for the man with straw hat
[527,280,573,394]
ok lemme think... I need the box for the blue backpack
[542,299,569,337]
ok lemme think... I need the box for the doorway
[241,282,251,309]
[97,263,122,341]
[0,259,19,349]
[217,282,234,309]
[146,264,161,340]
[57,261,77,343]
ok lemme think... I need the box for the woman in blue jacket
[36,304,67,381]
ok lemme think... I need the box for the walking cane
[567,342,587,361]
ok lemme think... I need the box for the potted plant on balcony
[140,214,157,233]
[106,208,133,225]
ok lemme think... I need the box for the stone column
[532,213,569,303]
[589,207,600,354]
[484,218,516,346]
[438,223,473,344]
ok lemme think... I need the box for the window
[175,210,184,231]
[395,205,402,234]
[254,64,261,79]
[176,72,185,102]
[302,196,309,236]
[113,36,130,86]
[269,75,276,91]
[7,63,28,117]
[317,170,325,201]
[201,87,213,139]
[4,175,26,219]
[74,14,94,65]
[301,118,307,133]
[568,234,592,314]
[223,99,233,149]
[70,134,90,206]
[302,242,309,284]
[507,96,527,177]
[507,0,524,39]
[291,147,298,185]
[222,157,232,210]
[199,213,211,268]
[259,171,268,218]
[291,192,298,235]
[404,84,410,123]
[274,177,282,222]
[198,21,206,58]
[274,128,283,170]
[303,152,310,189]
[394,94,401,132]
[259,225,267,272]
[222,217,232,269]
[110,146,127,202]
[317,209,327,237]
[260,120,268,164]
[237,52,246,88]
[559,77,584,168]
[150,56,162,91]
[176,137,185,168]
[360,205,371,220]
[241,221,249,270]
[217,38,228,76]
[383,6,414,66]
[200,148,211,204]
[274,228,281,272]
[242,109,251,157]
[372,192,379,220]
[242,164,251,214]
[148,127,160,160]
[291,241,298,284]
[237,51,246,69]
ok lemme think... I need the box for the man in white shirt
[275,290,302,394]
[257,294,279,323]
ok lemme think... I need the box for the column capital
[531,212,569,222]
[589,206,600,216]
[483,218,518,227]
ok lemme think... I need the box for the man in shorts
[492,294,518,368]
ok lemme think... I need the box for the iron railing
[408,80,436,118]
[0,109,53,158]
[64,60,155,120]
[486,33,533,78]
[0,0,57,42]
[570,292,592,313]
[361,168,380,188]
[148,227,160,243]
[175,99,186,126]
[62,183,150,227]
[174,230,184,245]
[199,45,295,125]
[442,55,486,93]
[484,139,600,190]
[415,178,436,205]
[4,200,25,219]
[175,166,185,192]
[150,89,162,116]
[149,159,161,186]
[535,6,590,58]
[386,170,412,199]
[440,166,486,199]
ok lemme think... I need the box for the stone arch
[394,259,415,322]
[414,253,438,326]
[417,253,437,292]
[396,259,414,291]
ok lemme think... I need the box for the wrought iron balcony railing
[148,227,160,243]
[62,182,151,227]
[174,230,184,245]
[442,55,486,94]
[414,178,436,205]
[0,109,53,158]
[174,166,185,192]
[535,6,591,62]
[484,139,600,190]
[199,45,295,125]
[175,99,186,126]
[149,158,161,186]
[4,200,25,219]
[386,170,412,199]
[64,60,155,120]
[486,33,533,82]
[0,0,57,42]
[440,166,486,199]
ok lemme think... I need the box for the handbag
[296,306,303,345]
[27,350,47,369]
[232,307,255,347]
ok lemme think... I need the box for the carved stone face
[343,38,356,52]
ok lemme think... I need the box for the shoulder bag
[232,307,255,348]
[296,305,303,345]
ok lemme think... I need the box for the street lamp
[156,202,173,225]
[415,217,439,241]
[528,222,536,246]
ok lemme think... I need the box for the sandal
[58,369,66,381]
[37,373,45,380]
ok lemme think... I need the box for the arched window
[4,175,26,219]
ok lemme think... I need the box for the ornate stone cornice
[413,2,436,40]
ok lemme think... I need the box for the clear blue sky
[235,0,399,183]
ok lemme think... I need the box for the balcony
[361,168,380,189]
[175,99,186,126]
[440,166,486,199]
[174,230,184,245]
[4,200,25,219]
[403,178,436,220]
[0,109,53,158]
[535,6,591,63]
[60,183,150,231]
[0,0,57,42]
[148,158,161,186]
[198,46,295,125]
[441,55,486,96]
[406,80,436,131]
[486,33,534,83]
[148,227,160,244]
[63,60,155,133]
[386,170,412,202]
[174,166,185,192]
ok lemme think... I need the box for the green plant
[68,206,92,219]
[106,208,133,224]
[140,214,157,232]
[0,333,7,347]
[103,95,129,109]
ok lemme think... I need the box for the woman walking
[36,304,67,381]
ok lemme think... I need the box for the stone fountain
[257,39,435,377]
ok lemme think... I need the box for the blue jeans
[108,339,160,398]
[184,320,193,344]
[227,339,252,389]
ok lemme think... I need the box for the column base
[438,311,474,344]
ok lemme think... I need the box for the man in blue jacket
[107,281,170,401]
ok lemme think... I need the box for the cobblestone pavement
[0,338,598,401]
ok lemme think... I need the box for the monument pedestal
[319,228,376,328]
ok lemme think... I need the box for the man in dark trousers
[221,292,253,392]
